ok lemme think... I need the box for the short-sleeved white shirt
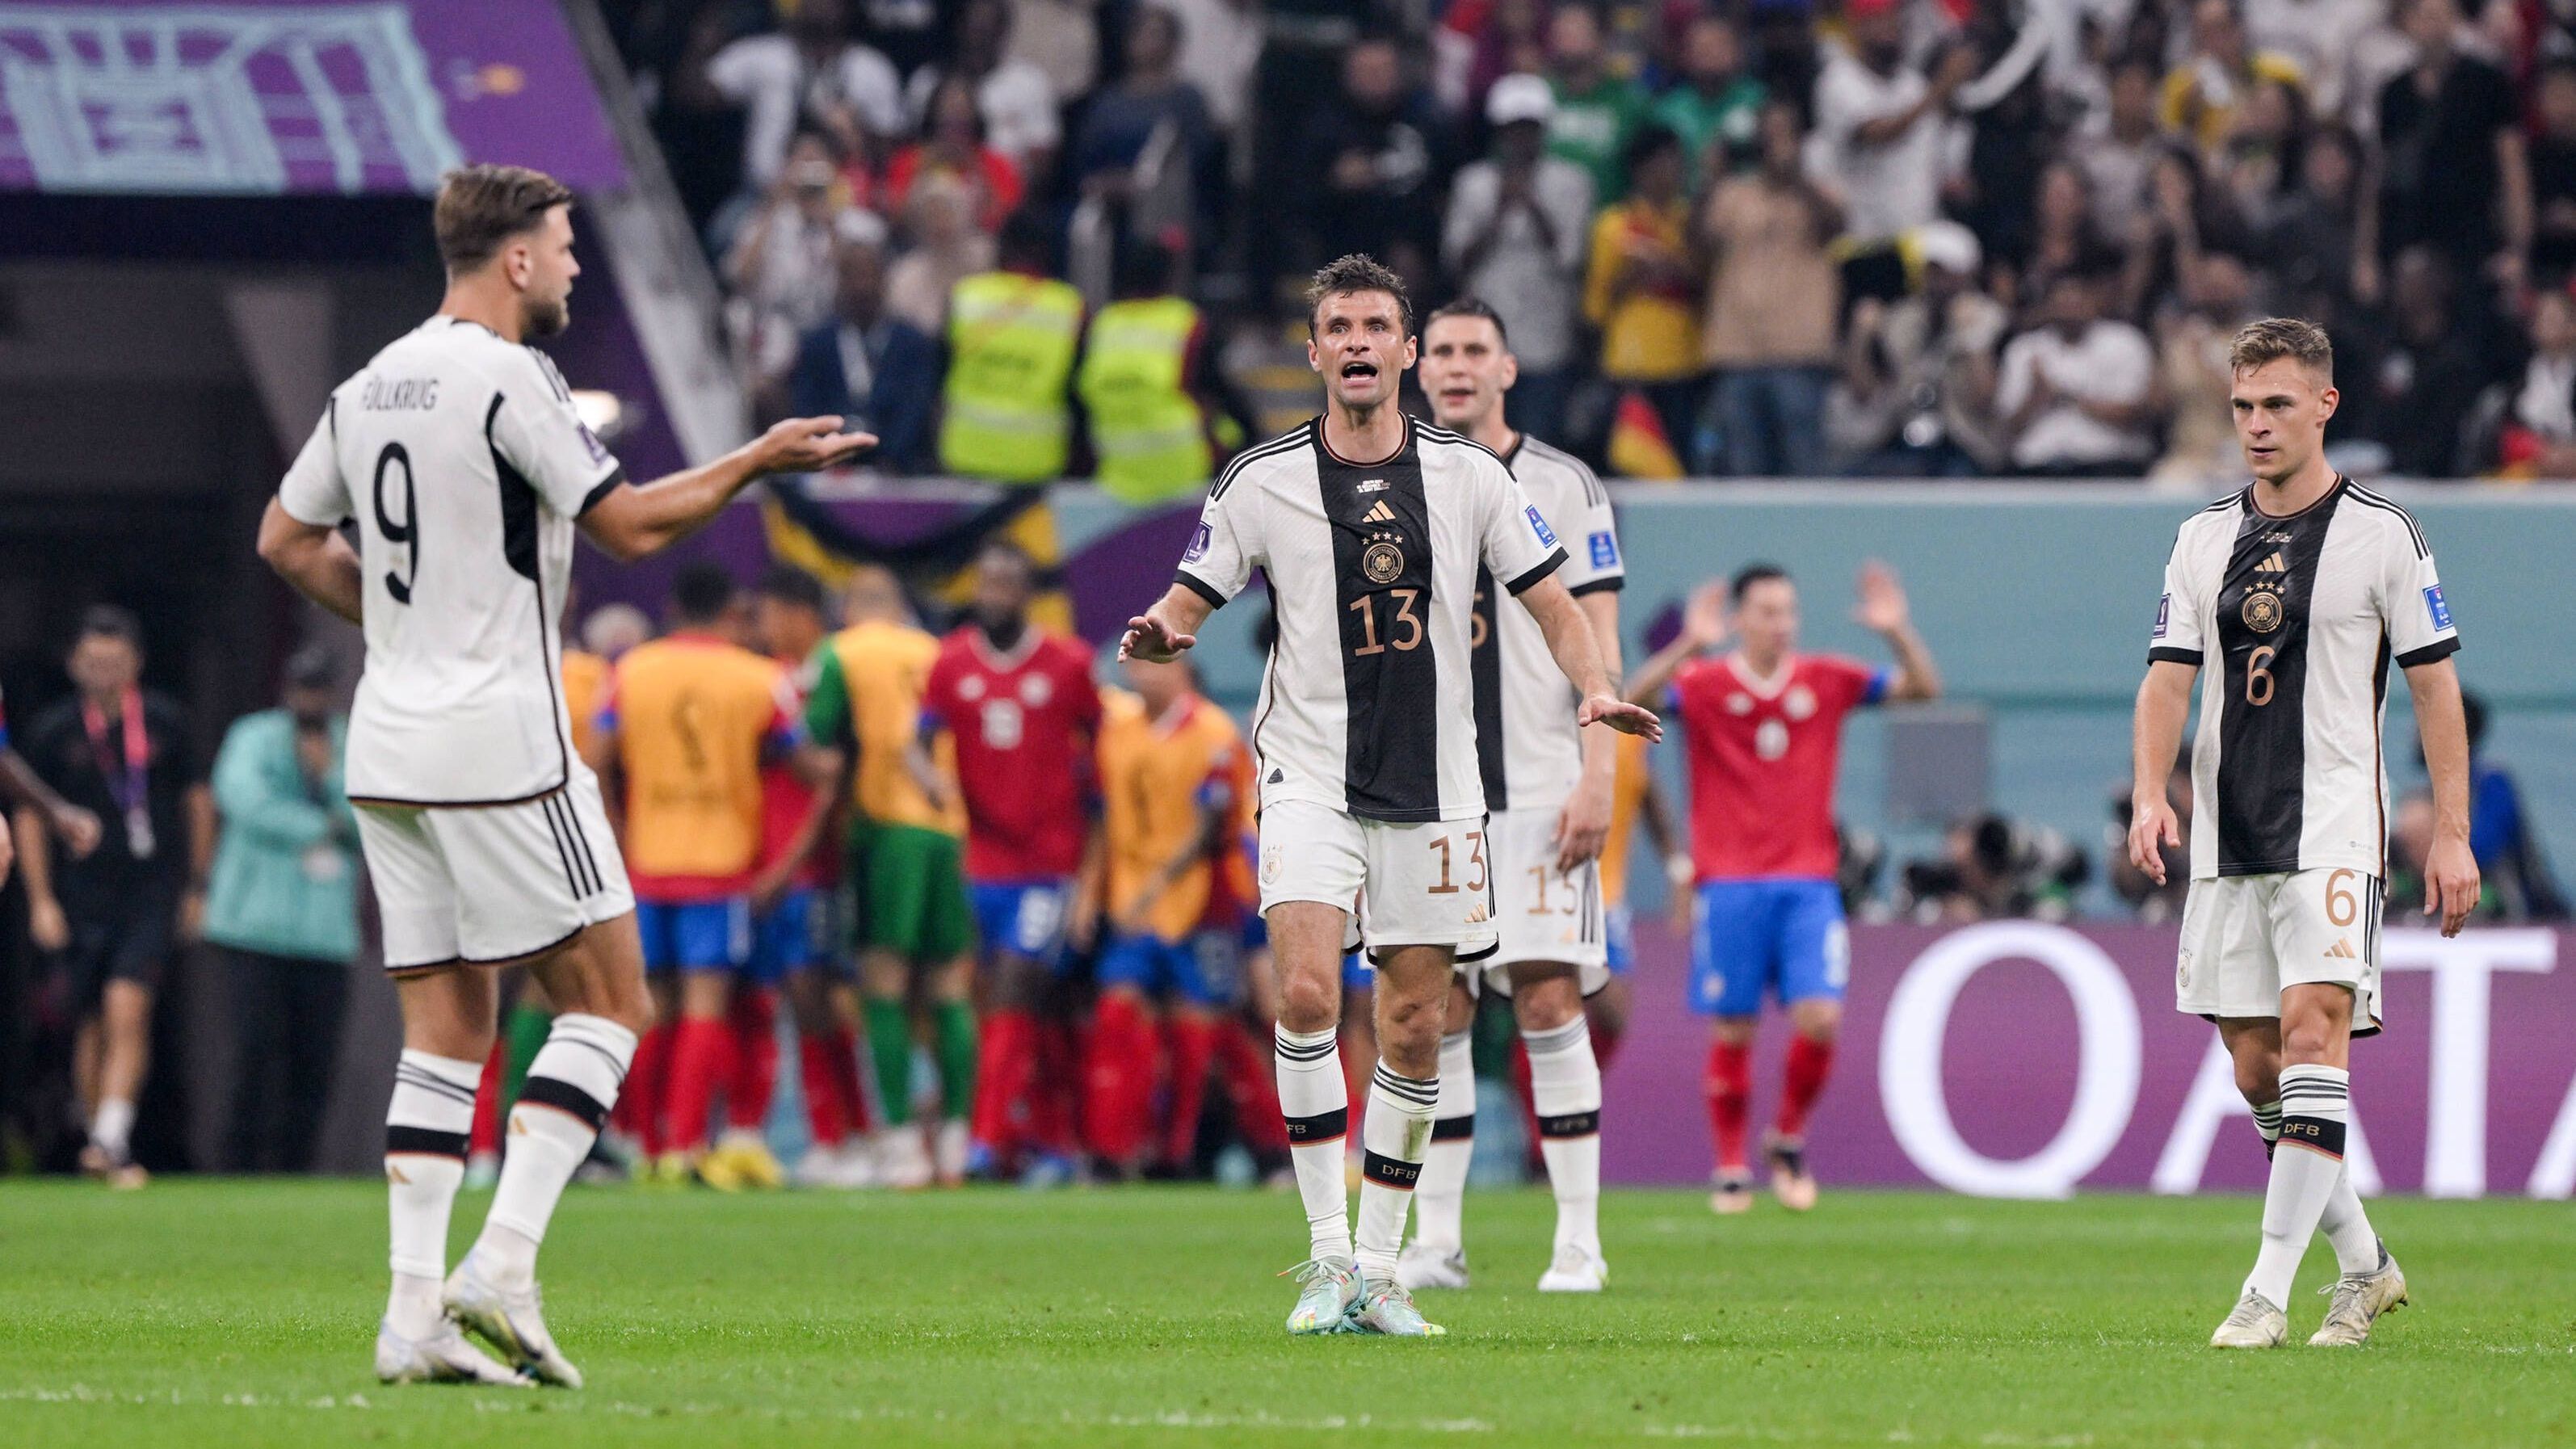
[708,34,906,186]
[2149,479,2459,878]
[1471,434,1622,812]
[279,317,625,806]
[1176,418,1566,823]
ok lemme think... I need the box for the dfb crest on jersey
[1362,538,1404,584]
[2241,589,2283,633]
[1525,505,1557,548]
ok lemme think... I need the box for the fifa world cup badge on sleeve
[1184,522,1212,563]
[1526,506,1557,548]
[2424,585,2451,631]
[1590,531,1618,570]
[2153,594,2170,638]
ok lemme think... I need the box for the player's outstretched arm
[257,498,365,624]
[1622,582,1724,709]
[1519,575,1661,741]
[2406,656,2481,937]
[2126,660,2196,886]
[1120,584,1214,663]
[580,417,875,562]
[1855,562,1941,700]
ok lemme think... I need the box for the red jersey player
[915,540,1103,1181]
[1625,562,1939,1214]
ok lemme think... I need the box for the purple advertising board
[0,0,624,195]
[1603,920,2576,1198]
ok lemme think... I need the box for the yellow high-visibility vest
[939,270,1083,485]
[1078,296,1213,504]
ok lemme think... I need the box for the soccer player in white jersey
[255,166,872,1388]
[2127,317,2478,1350]
[1395,299,1623,1295]
[1122,255,1660,1337]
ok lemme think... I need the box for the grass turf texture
[2,1182,2569,1447]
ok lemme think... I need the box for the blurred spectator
[2375,0,2530,288]
[887,173,997,334]
[1305,36,1449,288]
[886,75,1027,234]
[15,607,212,1187]
[2075,54,2166,245]
[1544,3,1650,204]
[1830,220,2007,475]
[2018,159,2115,301]
[2109,752,2193,923]
[789,240,941,472]
[902,0,1061,179]
[1158,0,1265,139]
[1700,100,1841,477]
[859,0,944,74]
[938,211,1085,485]
[207,649,356,1174]
[1008,0,1102,102]
[1446,74,1594,443]
[1655,13,1766,186]
[702,0,906,191]
[2215,77,2309,220]
[2460,690,2569,919]
[1450,0,1554,115]
[725,131,889,393]
[582,605,655,662]
[2260,123,2368,319]
[2353,246,2486,476]
[1078,236,1254,503]
[2494,284,2576,475]
[1811,0,1979,246]
[1996,267,2160,475]
[1072,7,1220,244]
[2152,249,2261,484]
[2245,0,2380,122]
[1584,124,1704,453]
[2527,61,2576,280]
[1903,813,2087,922]
[2159,0,2305,157]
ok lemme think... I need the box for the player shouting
[1395,299,1626,1295]
[1625,561,1939,1213]
[2128,317,2474,1349]
[256,165,871,1387]
[1122,255,1658,1337]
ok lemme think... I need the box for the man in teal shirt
[1544,3,1649,203]
[206,649,359,1172]
[1654,13,1766,185]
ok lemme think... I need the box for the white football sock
[473,1014,635,1291]
[1355,1061,1438,1286]
[1274,1024,1352,1265]
[1410,1030,1476,1256]
[385,1049,480,1337]
[2254,1098,2380,1275]
[90,1098,136,1159]
[2245,1065,2350,1307]
[1525,1017,1603,1255]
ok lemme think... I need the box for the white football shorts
[1258,798,1499,964]
[356,767,635,972]
[1477,803,1610,993]
[2175,867,2384,1035]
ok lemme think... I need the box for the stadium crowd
[607,0,2576,481]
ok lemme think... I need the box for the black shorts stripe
[1430,1115,1476,1141]
[515,1073,611,1132]
[1538,1109,1600,1139]
[559,795,604,895]
[1285,1108,1347,1144]
[1362,1151,1422,1189]
[538,795,583,897]
[385,1124,470,1159]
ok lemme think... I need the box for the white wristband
[1666,854,1695,887]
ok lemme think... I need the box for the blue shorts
[1690,879,1848,1017]
[747,887,833,985]
[638,897,752,975]
[1341,951,1369,993]
[1099,932,1243,1007]
[970,879,1070,966]
[1604,903,1636,976]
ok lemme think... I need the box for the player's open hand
[1681,582,1729,652]
[2423,834,2481,938]
[1119,611,1195,663]
[1579,695,1662,742]
[759,415,878,474]
[53,804,102,859]
[1854,561,1910,635]
[2126,795,2180,885]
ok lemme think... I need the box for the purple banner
[1603,920,2576,1198]
[0,1,624,195]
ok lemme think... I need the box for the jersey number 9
[373,443,420,605]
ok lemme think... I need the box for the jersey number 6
[373,442,420,605]
[2245,645,2276,707]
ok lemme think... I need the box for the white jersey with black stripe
[276,316,628,806]
[2149,478,2458,879]
[1176,417,1566,823]
[1473,434,1622,812]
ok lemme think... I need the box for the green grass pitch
[2,1180,2570,1447]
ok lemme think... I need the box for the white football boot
[2210,1289,2288,1349]
[374,1318,531,1386]
[1536,1243,1608,1293]
[1394,1242,1470,1292]
[444,1259,584,1388]
[2310,1247,2407,1346]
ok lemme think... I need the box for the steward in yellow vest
[939,212,1082,485]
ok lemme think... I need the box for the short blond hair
[2228,317,2333,382]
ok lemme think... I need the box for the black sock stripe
[515,1074,610,1132]
[385,1125,469,1159]
[1362,1152,1422,1190]
[393,1069,478,1107]
[1284,1108,1347,1144]
[1430,1115,1476,1142]
[546,1035,632,1087]
[1537,1109,1601,1139]
[1275,1040,1338,1062]
[2276,1115,2347,1157]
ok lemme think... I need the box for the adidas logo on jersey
[1361,500,1397,523]
[2255,552,2288,573]
[2325,938,2357,960]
